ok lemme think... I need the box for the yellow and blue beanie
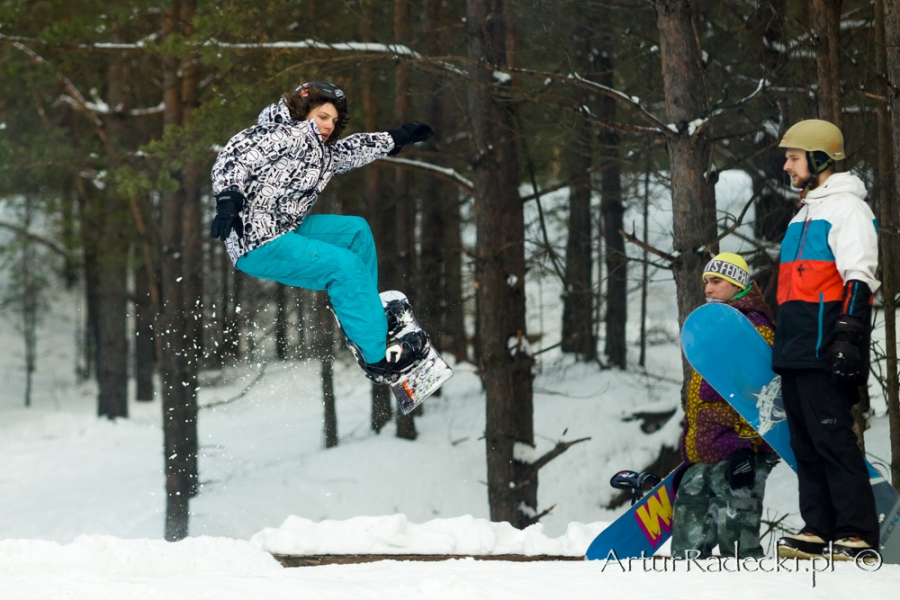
[702,252,750,291]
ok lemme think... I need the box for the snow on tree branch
[379,157,473,191]
[58,94,166,117]
[507,67,672,136]
[1,34,468,77]
[207,39,462,70]
[4,39,103,128]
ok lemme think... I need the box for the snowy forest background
[3,0,900,550]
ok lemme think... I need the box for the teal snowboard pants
[236,214,387,364]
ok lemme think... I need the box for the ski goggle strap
[296,81,346,101]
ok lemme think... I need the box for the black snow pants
[781,369,879,545]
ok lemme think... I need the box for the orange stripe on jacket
[777,259,844,304]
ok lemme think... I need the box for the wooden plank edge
[272,553,585,567]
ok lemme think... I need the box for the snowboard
[333,291,453,415]
[584,466,683,561]
[380,291,453,415]
[682,302,900,564]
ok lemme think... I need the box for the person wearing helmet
[210,81,433,382]
[672,253,778,559]
[773,119,880,561]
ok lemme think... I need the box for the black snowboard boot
[777,532,827,559]
[831,537,877,562]
[362,358,400,385]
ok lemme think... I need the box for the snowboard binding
[610,470,661,506]
[385,329,430,375]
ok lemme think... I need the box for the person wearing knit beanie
[672,252,778,559]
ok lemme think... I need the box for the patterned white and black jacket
[211,100,396,264]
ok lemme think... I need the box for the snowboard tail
[390,345,454,414]
[585,466,683,560]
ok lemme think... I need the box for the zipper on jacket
[786,217,812,302]
[816,292,824,358]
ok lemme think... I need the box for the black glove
[829,315,865,382]
[210,190,245,241]
[725,448,756,490]
[386,122,434,156]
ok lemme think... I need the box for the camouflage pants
[671,454,773,559]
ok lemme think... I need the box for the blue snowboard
[682,302,900,564]
[585,467,682,561]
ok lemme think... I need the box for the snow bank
[250,514,606,556]
[0,535,283,577]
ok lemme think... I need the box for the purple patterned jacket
[680,285,777,465]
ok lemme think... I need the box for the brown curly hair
[282,83,350,145]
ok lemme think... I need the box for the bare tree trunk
[560,15,596,361]
[159,0,201,541]
[319,295,338,448]
[360,1,394,432]
[394,0,418,440]
[812,0,843,128]
[443,194,468,362]
[598,32,626,369]
[95,217,128,419]
[134,261,156,401]
[467,0,536,528]
[639,153,651,369]
[417,0,467,362]
[21,197,38,407]
[419,0,451,353]
[275,283,289,360]
[61,184,79,290]
[420,0,467,363]
[222,250,242,364]
[76,184,99,383]
[880,0,900,490]
[653,0,718,397]
[97,44,130,419]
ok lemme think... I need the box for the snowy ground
[3,170,900,597]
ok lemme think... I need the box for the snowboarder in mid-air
[209,81,433,385]
[672,253,778,559]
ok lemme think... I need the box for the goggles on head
[297,81,345,101]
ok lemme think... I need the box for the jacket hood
[256,100,323,142]
[804,172,867,204]
[256,99,295,127]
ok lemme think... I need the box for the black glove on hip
[210,190,245,241]
[725,447,756,490]
[386,122,434,156]
[829,315,865,383]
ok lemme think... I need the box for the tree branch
[528,437,591,473]
[6,37,162,313]
[700,188,761,255]
[378,156,473,192]
[200,363,268,410]
[619,229,679,264]
[507,67,672,135]
[0,220,73,258]
[519,503,557,528]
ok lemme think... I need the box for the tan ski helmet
[778,119,845,161]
